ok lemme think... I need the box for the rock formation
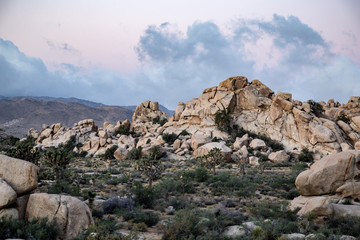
[33,76,360,162]
[0,154,93,240]
[291,151,360,219]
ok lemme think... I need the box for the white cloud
[1,15,359,109]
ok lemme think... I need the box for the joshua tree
[205,148,224,175]
[136,146,164,187]
[44,148,71,180]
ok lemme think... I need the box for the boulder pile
[291,150,360,219]
[0,154,93,240]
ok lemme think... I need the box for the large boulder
[268,150,290,163]
[0,178,17,209]
[0,154,39,195]
[295,151,360,196]
[26,193,94,240]
[193,142,232,161]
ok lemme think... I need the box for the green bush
[308,100,324,116]
[215,108,231,132]
[206,171,257,197]
[6,136,40,165]
[115,124,131,136]
[126,147,142,160]
[48,180,81,196]
[179,129,189,136]
[122,208,160,227]
[162,133,178,144]
[0,216,60,240]
[104,145,118,160]
[337,113,351,124]
[298,148,313,162]
[131,181,156,209]
[194,167,209,182]
[152,116,168,126]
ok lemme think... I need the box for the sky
[0,0,359,109]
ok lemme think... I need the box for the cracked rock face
[26,193,94,240]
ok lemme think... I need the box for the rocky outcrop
[0,155,93,239]
[132,100,168,123]
[26,193,94,240]
[292,150,360,219]
[165,76,359,155]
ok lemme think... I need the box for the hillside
[0,97,134,137]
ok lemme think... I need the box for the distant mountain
[0,96,175,137]
[0,97,132,137]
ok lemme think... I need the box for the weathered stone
[191,134,211,150]
[27,128,40,139]
[268,150,290,163]
[295,151,360,196]
[114,148,127,160]
[249,139,266,150]
[223,225,246,238]
[290,196,335,217]
[336,182,360,201]
[355,141,360,150]
[310,124,336,144]
[0,208,19,220]
[0,178,17,209]
[351,116,360,130]
[26,193,94,240]
[249,156,259,166]
[219,76,248,91]
[98,130,107,139]
[193,142,232,161]
[173,139,182,150]
[285,233,305,240]
[0,154,39,195]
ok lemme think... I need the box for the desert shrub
[162,133,178,144]
[6,136,40,165]
[194,167,209,182]
[115,124,130,136]
[292,162,308,173]
[136,146,164,186]
[0,216,59,240]
[337,113,351,124]
[47,180,81,196]
[230,125,284,151]
[92,209,104,219]
[168,196,190,210]
[102,196,135,214]
[104,145,118,160]
[0,135,19,152]
[215,108,231,132]
[179,129,189,136]
[207,172,257,197]
[152,116,168,126]
[122,208,160,227]
[162,208,243,240]
[126,147,142,160]
[131,181,156,209]
[308,100,324,116]
[249,201,298,221]
[298,148,313,162]
[323,216,360,237]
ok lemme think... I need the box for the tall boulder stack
[0,154,94,240]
